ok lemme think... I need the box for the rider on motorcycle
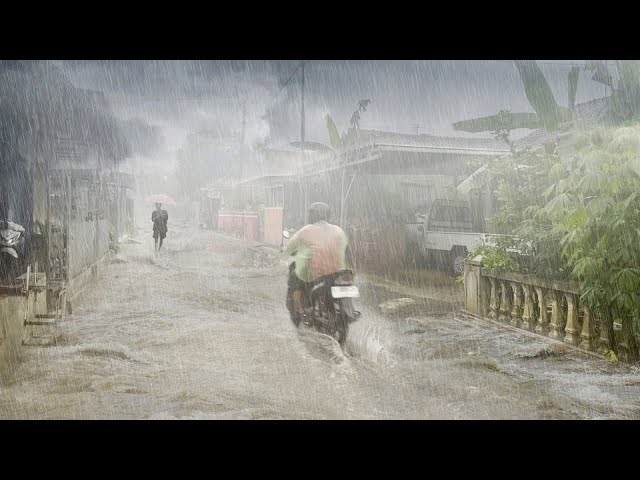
[284,202,350,326]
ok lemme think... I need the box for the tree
[482,125,640,349]
[0,61,130,166]
[324,99,371,149]
[588,61,640,122]
[452,60,580,139]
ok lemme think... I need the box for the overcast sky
[55,60,613,164]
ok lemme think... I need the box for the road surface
[1,225,639,419]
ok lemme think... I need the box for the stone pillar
[579,306,594,351]
[521,284,535,332]
[564,293,581,346]
[498,281,512,324]
[548,291,564,340]
[488,277,500,320]
[510,282,523,328]
[464,255,488,317]
[534,287,550,336]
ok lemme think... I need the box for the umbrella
[145,194,177,206]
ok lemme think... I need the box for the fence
[464,256,639,362]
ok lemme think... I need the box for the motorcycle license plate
[331,286,359,298]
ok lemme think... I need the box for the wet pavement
[1,226,639,419]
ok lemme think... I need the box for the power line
[263,61,308,116]
[109,97,262,105]
[538,61,589,66]
[274,60,306,101]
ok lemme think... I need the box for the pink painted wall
[218,212,259,242]
[263,207,284,246]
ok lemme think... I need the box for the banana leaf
[325,114,342,149]
[613,61,640,120]
[568,66,580,116]
[452,111,540,133]
[514,60,568,130]
[586,61,613,88]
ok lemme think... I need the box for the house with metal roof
[1,63,136,352]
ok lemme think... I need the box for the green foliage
[514,60,568,130]
[586,61,640,123]
[477,141,573,279]
[349,99,371,130]
[454,61,576,136]
[456,60,640,137]
[452,111,540,135]
[487,124,640,334]
[542,127,640,321]
[469,243,518,273]
[568,66,580,116]
[456,61,640,337]
[325,114,342,149]
[611,61,640,121]
[325,99,371,149]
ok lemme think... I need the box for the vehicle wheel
[451,248,467,275]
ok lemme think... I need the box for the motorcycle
[0,219,26,282]
[283,229,360,347]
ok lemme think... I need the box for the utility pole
[240,102,246,145]
[300,60,308,223]
[237,102,246,180]
[300,60,305,145]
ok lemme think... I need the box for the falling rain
[1,60,639,420]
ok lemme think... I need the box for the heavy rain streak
[1,59,640,420]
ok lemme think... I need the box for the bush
[468,243,518,272]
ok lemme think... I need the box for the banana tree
[324,99,371,150]
[325,114,343,149]
[324,99,371,228]
[452,61,580,140]
[587,61,640,122]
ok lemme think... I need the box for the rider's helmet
[308,202,331,224]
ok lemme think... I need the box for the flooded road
[1,226,639,419]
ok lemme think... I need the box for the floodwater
[1,226,639,419]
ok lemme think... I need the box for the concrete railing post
[464,255,487,317]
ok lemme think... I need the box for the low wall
[68,219,110,279]
[0,295,26,371]
[464,256,640,363]
[218,211,259,242]
[262,208,283,246]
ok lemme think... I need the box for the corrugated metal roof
[513,96,611,150]
[342,129,511,153]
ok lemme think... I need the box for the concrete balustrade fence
[464,256,640,363]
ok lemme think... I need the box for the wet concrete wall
[68,219,110,279]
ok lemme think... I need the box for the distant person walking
[152,203,168,253]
